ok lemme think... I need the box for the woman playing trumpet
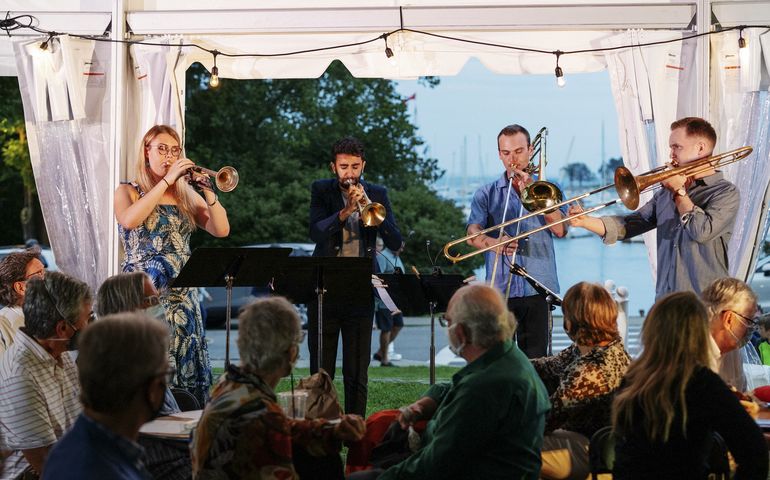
[114,124,230,405]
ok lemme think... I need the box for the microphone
[374,248,399,273]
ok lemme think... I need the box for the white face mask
[145,304,166,322]
[447,323,466,357]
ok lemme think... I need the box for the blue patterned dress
[118,183,212,405]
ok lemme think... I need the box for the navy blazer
[309,178,402,261]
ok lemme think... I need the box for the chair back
[589,426,616,480]
[706,432,730,480]
[171,387,201,411]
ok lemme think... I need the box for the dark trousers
[308,301,373,416]
[508,294,549,358]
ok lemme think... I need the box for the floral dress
[118,182,212,405]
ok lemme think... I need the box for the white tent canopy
[1,0,769,292]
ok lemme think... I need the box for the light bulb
[209,66,220,88]
[555,66,566,88]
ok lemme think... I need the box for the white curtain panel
[602,30,692,288]
[13,35,111,292]
[711,28,770,281]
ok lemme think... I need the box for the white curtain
[13,35,111,292]
[711,28,770,282]
[602,30,695,287]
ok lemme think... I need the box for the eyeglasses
[144,295,160,307]
[728,310,759,330]
[160,367,177,384]
[295,330,307,344]
[146,143,182,158]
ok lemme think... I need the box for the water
[475,236,656,316]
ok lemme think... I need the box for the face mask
[447,323,466,357]
[727,324,750,349]
[145,384,165,419]
[145,304,166,322]
[66,328,81,351]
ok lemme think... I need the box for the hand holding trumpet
[162,158,196,186]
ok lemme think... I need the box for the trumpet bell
[361,202,386,227]
[521,180,563,213]
[216,166,239,192]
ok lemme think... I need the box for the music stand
[510,263,563,356]
[172,247,292,368]
[270,257,373,369]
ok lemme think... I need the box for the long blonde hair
[135,125,198,228]
[612,291,712,442]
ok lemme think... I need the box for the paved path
[206,314,643,368]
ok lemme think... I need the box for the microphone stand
[509,263,562,356]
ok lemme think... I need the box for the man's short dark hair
[497,124,531,148]
[0,250,43,306]
[332,136,365,161]
[670,117,717,148]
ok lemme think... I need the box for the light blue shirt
[468,173,564,298]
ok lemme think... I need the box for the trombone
[445,145,753,264]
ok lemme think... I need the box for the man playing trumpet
[569,117,740,298]
[467,125,568,359]
[309,136,402,415]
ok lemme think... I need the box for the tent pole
[108,0,127,277]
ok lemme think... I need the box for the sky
[393,58,622,185]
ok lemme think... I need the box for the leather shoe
[373,352,382,361]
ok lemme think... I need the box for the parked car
[203,243,314,328]
[750,255,770,312]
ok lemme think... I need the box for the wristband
[161,178,171,188]
[207,194,218,207]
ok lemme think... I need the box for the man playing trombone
[569,117,740,297]
[467,125,568,359]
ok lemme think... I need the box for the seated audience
[0,249,46,355]
[351,284,550,480]
[701,277,759,390]
[42,312,170,480]
[612,291,768,479]
[190,296,365,479]
[533,282,631,480]
[96,272,188,480]
[756,314,770,366]
[0,272,91,478]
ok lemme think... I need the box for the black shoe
[373,352,382,361]
[381,361,398,367]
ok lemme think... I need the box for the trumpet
[345,180,386,227]
[444,145,753,264]
[186,166,239,192]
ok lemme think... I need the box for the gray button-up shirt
[600,172,739,298]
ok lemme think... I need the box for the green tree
[184,61,477,275]
[598,157,624,185]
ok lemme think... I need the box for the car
[750,255,770,312]
[203,243,314,328]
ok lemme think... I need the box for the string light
[383,34,396,66]
[738,28,750,70]
[554,51,565,88]
[39,32,55,51]
[209,51,220,88]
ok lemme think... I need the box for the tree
[184,61,477,276]
[598,157,624,185]
[560,162,596,188]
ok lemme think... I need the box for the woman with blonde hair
[114,125,230,405]
[612,292,767,479]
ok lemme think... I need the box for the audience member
[0,272,91,478]
[756,314,770,366]
[0,249,45,355]
[190,296,365,479]
[96,272,188,480]
[701,277,759,390]
[352,284,550,480]
[533,282,631,480]
[612,291,768,479]
[42,313,171,480]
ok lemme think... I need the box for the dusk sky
[394,58,623,184]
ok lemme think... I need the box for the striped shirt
[0,329,81,479]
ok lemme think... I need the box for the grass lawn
[213,366,461,417]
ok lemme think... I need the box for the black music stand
[172,247,292,368]
[270,257,373,369]
[510,263,563,356]
[379,272,464,384]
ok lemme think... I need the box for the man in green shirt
[362,284,550,480]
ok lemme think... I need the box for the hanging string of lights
[1,11,767,89]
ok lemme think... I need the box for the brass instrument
[187,166,239,192]
[444,145,753,264]
[520,128,563,213]
[345,180,386,227]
